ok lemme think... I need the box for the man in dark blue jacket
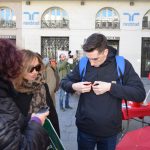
[61,33,146,150]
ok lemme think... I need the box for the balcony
[95,20,120,29]
[41,19,69,29]
[0,20,16,28]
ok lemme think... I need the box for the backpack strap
[79,56,88,81]
[79,56,125,83]
[115,56,129,117]
[115,56,125,84]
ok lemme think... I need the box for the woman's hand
[31,111,49,125]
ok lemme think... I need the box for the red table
[116,126,150,150]
[121,103,150,136]
[122,104,150,120]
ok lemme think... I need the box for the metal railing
[95,20,120,29]
[0,20,16,28]
[41,19,69,28]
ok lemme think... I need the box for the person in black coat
[60,33,146,150]
[13,50,60,137]
[0,39,50,150]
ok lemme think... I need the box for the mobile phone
[84,83,91,86]
[93,83,99,86]
[36,106,49,114]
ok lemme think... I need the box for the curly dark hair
[0,39,22,79]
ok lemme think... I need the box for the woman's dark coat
[0,77,50,150]
[14,83,60,137]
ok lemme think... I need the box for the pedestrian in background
[0,39,50,150]
[43,57,60,107]
[13,50,60,137]
[58,53,72,111]
[61,33,146,150]
[68,51,78,72]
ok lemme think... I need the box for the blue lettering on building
[123,12,140,26]
[23,12,40,25]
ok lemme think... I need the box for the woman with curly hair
[0,39,50,150]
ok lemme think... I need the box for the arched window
[95,7,120,29]
[0,7,16,28]
[41,7,69,28]
[142,10,150,29]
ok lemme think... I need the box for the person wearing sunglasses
[13,50,60,137]
[0,40,50,149]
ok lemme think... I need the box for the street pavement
[55,78,150,150]
[55,93,78,150]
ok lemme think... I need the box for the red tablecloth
[122,104,150,120]
[116,126,150,150]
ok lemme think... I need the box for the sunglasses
[29,64,41,73]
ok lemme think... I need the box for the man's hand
[72,82,92,93]
[92,81,111,95]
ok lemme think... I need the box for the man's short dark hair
[82,33,107,53]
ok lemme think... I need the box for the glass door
[107,40,119,54]
[41,36,69,59]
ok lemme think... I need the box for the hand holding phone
[31,106,49,125]
[92,81,111,95]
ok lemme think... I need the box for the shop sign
[23,11,40,28]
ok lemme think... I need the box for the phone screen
[36,106,49,114]
[84,83,91,85]
[93,83,99,86]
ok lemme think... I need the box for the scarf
[20,73,47,113]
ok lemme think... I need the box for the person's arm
[0,98,50,150]
[110,60,146,102]
[60,63,81,93]
[20,109,50,150]
[20,120,50,150]
[60,64,92,93]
